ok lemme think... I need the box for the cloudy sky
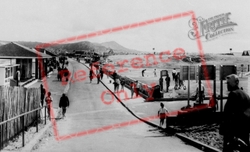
[0,0,249,53]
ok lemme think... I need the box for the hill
[100,41,142,54]
[0,40,141,55]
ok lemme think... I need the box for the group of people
[141,69,157,77]
[130,80,141,98]
[172,68,185,90]
[40,84,70,120]
[112,70,125,92]
[56,57,70,82]
[89,63,104,84]
[159,74,171,92]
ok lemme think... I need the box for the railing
[0,105,48,150]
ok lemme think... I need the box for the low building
[0,42,52,86]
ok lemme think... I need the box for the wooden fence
[0,85,40,149]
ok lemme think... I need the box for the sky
[0,0,249,54]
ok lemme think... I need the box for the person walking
[57,66,62,81]
[113,80,117,92]
[59,94,70,118]
[159,77,163,91]
[89,69,93,83]
[112,70,118,80]
[195,82,205,103]
[219,74,250,152]
[158,103,169,128]
[165,74,170,92]
[172,68,177,81]
[120,78,125,91]
[130,82,136,98]
[100,67,104,80]
[154,69,157,77]
[174,72,180,90]
[115,78,120,92]
[97,71,101,84]
[45,92,53,120]
[135,80,140,97]
[40,84,46,107]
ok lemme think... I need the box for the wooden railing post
[21,115,25,147]
[0,125,2,149]
[44,106,46,125]
[36,110,38,132]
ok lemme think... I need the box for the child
[158,103,169,128]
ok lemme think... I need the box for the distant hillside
[49,41,109,54]
[0,40,142,55]
[100,41,141,54]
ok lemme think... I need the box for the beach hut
[0,42,52,86]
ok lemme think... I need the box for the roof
[35,48,57,57]
[0,42,52,59]
[0,64,20,68]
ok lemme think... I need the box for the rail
[0,105,48,150]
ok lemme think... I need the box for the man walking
[159,77,163,91]
[165,74,170,92]
[120,78,125,91]
[45,92,53,120]
[59,94,70,118]
[97,71,101,84]
[40,84,46,107]
[89,69,93,83]
[219,74,250,152]
[100,67,104,80]
[154,69,157,77]
[172,68,177,81]
[135,80,140,97]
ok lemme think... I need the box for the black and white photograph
[0,0,250,151]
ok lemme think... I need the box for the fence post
[44,106,46,125]
[0,125,2,150]
[36,110,38,132]
[6,121,8,146]
[21,115,25,147]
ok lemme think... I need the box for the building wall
[16,59,33,80]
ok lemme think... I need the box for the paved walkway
[26,60,73,120]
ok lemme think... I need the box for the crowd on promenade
[39,56,71,120]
